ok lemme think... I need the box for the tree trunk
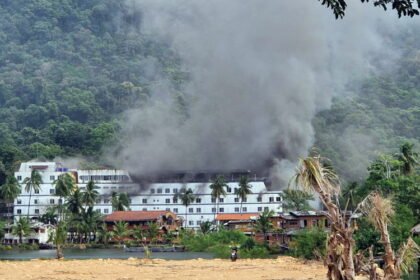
[381,223,399,280]
[19,233,22,244]
[56,244,64,259]
[185,206,188,228]
[27,189,32,219]
[240,200,243,214]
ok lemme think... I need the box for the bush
[290,227,327,260]
[17,243,39,250]
[240,246,270,258]
[241,237,256,250]
[181,230,248,252]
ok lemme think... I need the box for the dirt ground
[0,257,328,280]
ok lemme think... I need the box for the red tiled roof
[215,213,259,221]
[104,211,175,222]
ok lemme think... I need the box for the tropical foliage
[175,188,195,228]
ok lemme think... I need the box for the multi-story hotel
[14,162,283,228]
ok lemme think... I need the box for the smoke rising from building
[108,1,407,187]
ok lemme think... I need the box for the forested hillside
[0,0,181,175]
[313,27,420,181]
[0,0,418,184]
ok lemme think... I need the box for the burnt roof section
[104,211,177,222]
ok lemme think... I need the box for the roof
[215,213,259,221]
[289,211,325,217]
[104,211,175,222]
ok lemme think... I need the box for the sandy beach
[0,257,327,280]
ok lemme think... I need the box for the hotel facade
[14,162,283,228]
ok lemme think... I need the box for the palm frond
[396,237,420,275]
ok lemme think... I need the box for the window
[58,199,63,205]
[234,207,239,212]
[196,198,201,203]
[219,198,224,203]
[96,209,101,213]
[166,208,170,211]
[50,175,55,181]
[234,188,238,193]
[34,199,38,205]
[142,208,147,211]
[35,189,39,194]
[258,207,262,212]
[50,199,55,204]
[142,198,147,204]
[196,208,201,213]
[50,189,55,195]
[264,207,269,211]
[173,208,178,213]
[104,209,109,214]
[211,198,216,203]
[234,198,239,203]
[196,221,201,225]
[242,207,247,212]
[150,189,155,194]
[17,176,22,181]
[35,209,40,214]
[276,197,281,202]
[157,189,162,194]
[219,208,224,213]
[165,188,170,193]
[269,197,274,202]
[17,199,22,205]
[173,188,178,194]
[165,199,170,204]
[226,187,232,193]
[212,208,216,213]
[243,198,247,202]
[188,208,193,213]
[189,220,194,226]
[104,199,110,204]
[257,197,262,202]
[173,198,178,204]
[17,209,22,214]
[96,199,101,204]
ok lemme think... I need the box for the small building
[216,213,259,234]
[411,224,420,236]
[104,210,181,237]
[3,222,55,245]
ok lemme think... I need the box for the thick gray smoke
[109,1,406,187]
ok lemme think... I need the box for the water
[0,248,214,261]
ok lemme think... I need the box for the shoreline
[0,256,327,280]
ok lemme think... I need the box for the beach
[0,257,327,280]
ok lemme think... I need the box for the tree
[54,173,75,220]
[82,180,99,207]
[319,0,420,19]
[48,221,67,259]
[113,221,130,245]
[147,222,159,244]
[282,189,314,211]
[200,221,213,235]
[209,175,228,221]
[66,188,83,215]
[22,170,42,219]
[235,176,252,214]
[175,188,195,228]
[254,209,274,247]
[111,192,130,211]
[0,176,21,224]
[81,206,102,243]
[12,217,32,244]
[292,156,356,280]
[97,223,113,245]
[40,207,58,225]
[395,142,418,175]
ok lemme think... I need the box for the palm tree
[209,175,227,221]
[396,142,418,175]
[66,188,83,215]
[113,221,130,245]
[23,170,42,219]
[48,221,67,259]
[0,176,21,224]
[111,192,130,211]
[82,180,99,207]
[97,223,113,245]
[254,209,274,246]
[54,173,75,220]
[12,217,32,244]
[81,206,102,243]
[147,222,159,244]
[175,188,195,228]
[235,176,252,214]
[40,206,58,225]
[199,221,212,234]
[292,156,355,280]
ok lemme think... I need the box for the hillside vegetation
[0,0,418,185]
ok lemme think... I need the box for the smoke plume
[109,1,407,187]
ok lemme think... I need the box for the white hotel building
[14,162,283,228]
